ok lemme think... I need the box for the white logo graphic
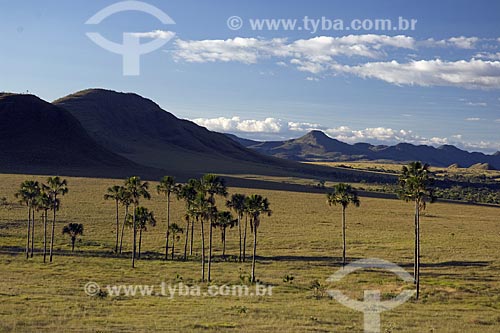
[327,258,415,333]
[85,1,175,75]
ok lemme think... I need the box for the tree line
[103,174,272,283]
[13,162,434,299]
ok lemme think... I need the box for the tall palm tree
[15,180,40,259]
[326,183,360,268]
[35,191,54,263]
[157,176,177,260]
[399,161,435,300]
[128,206,156,259]
[104,185,123,253]
[182,213,190,260]
[118,187,132,255]
[168,223,183,260]
[213,211,237,259]
[191,192,213,282]
[226,194,246,262]
[245,195,272,283]
[44,176,68,263]
[124,176,151,268]
[176,180,198,258]
[200,174,227,282]
[62,223,84,252]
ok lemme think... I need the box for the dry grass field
[0,173,499,332]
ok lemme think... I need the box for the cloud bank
[172,34,500,89]
[192,116,499,153]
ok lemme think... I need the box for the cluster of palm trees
[15,176,68,263]
[327,161,435,299]
[105,174,272,282]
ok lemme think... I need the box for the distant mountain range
[1,88,496,184]
[226,130,500,170]
[2,89,386,183]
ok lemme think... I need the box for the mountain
[53,89,306,176]
[0,93,159,177]
[245,130,366,161]
[224,133,260,147]
[229,131,500,169]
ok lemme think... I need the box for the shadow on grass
[0,246,492,271]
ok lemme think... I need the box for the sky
[1,0,499,153]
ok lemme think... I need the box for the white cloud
[305,77,319,81]
[474,52,500,61]
[130,30,175,39]
[192,116,499,152]
[173,34,415,65]
[330,59,500,89]
[420,36,479,49]
[172,35,500,89]
[192,116,283,133]
[465,117,481,121]
[466,101,487,107]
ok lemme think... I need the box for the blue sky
[1,0,499,152]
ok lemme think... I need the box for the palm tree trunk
[43,210,48,263]
[243,215,248,262]
[165,194,170,260]
[30,209,35,258]
[49,201,56,263]
[71,236,75,252]
[183,218,189,260]
[171,235,175,260]
[138,228,142,259]
[222,228,226,259]
[115,200,119,253]
[200,217,205,282]
[342,205,346,267]
[26,207,31,259]
[132,204,137,268]
[414,202,418,284]
[119,205,128,254]
[208,217,213,282]
[190,218,194,255]
[251,222,257,283]
[416,200,421,300]
[238,213,242,262]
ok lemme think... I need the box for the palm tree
[104,185,123,253]
[118,187,132,255]
[62,223,83,252]
[124,176,151,268]
[176,181,199,259]
[226,194,246,262]
[15,180,40,259]
[213,211,237,259]
[157,176,177,260]
[44,176,68,263]
[128,206,156,259]
[168,223,183,260]
[245,195,272,283]
[326,183,360,268]
[35,191,54,263]
[399,161,435,300]
[200,174,227,282]
[191,192,213,282]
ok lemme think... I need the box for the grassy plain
[0,173,499,332]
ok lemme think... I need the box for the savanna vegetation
[0,163,499,332]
